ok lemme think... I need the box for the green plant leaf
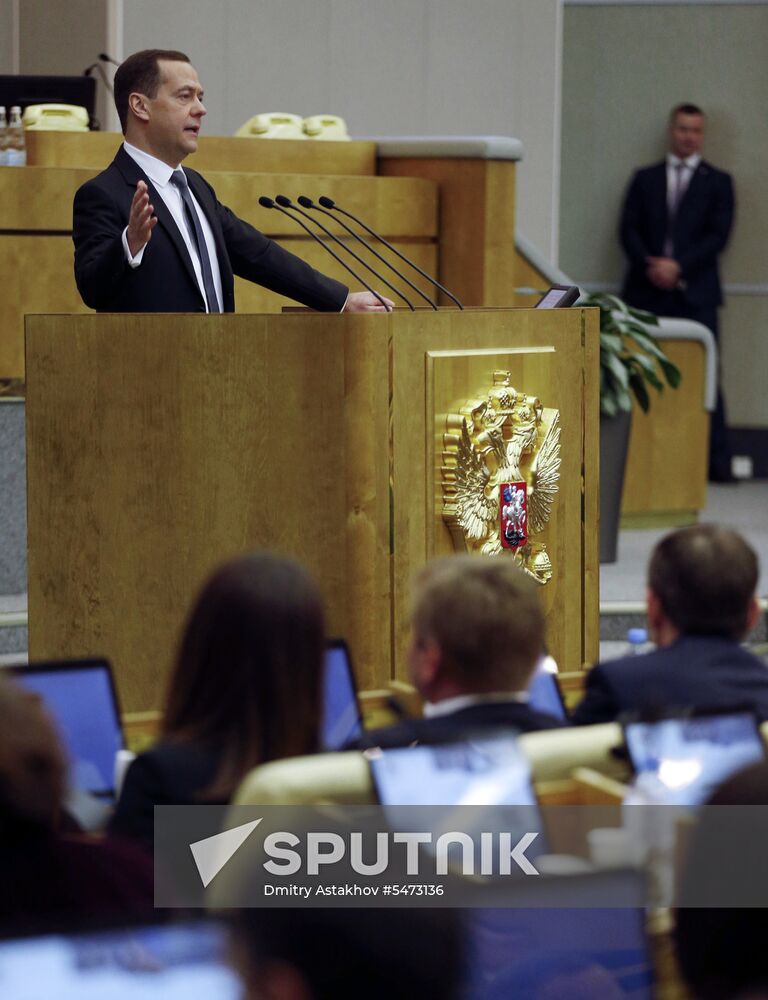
[660,358,682,388]
[606,352,630,389]
[600,332,623,353]
[628,372,651,412]
[628,354,664,391]
[626,306,659,326]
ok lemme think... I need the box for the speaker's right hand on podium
[127,181,158,257]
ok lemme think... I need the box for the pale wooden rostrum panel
[26,309,598,712]
[389,307,599,678]
[25,313,392,711]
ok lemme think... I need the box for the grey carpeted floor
[600,482,768,605]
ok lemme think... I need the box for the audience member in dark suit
[619,103,735,481]
[351,555,564,751]
[73,49,392,315]
[110,552,326,848]
[0,677,153,935]
[675,760,768,1000]
[573,525,768,726]
[231,907,464,1000]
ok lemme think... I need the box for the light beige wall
[17,0,111,131]
[560,3,768,427]
[0,0,15,74]
[122,0,562,258]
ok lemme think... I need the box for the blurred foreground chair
[519,723,626,784]
[232,751,376,807]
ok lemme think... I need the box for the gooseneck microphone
[258,197,390,311]
[297,195,437,311]
[274,195,412,311]
[318,196,464,309]
[99,53,121,67]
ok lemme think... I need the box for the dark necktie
[169,170,221,313]
[664,163,687,257]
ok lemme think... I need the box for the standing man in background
[73,49,392,315]
[619,104,735,482]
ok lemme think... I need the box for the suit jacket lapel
[113,147,202,298]
[677,160,710,217]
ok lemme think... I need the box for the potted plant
[581,291,681,562]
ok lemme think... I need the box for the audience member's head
[230,906,463,1000]
[162,551,325,798]
[668,102,706,159]
[647,525,759,645]
[407,555,545,704]
[0,677,65,839]
[675,760,768,1000]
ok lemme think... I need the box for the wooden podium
[25,309,599,713]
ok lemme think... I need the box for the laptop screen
[321,640,363,750]
[10,659,124,799]
[464,869,653,999]
[0,921,241,999]
[624,710,765,806]
[370,735,538,807]
[528,660,568,721]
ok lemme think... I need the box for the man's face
[669,112,705,159]
[141,59,206,166]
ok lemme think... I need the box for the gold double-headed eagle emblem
[441,371,561,584]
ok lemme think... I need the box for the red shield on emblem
[500,481,528,551]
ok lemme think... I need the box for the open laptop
[321,639,364,750]
[624,707,765,807]
[370,734,539,808]
[464,868,653,999]
[9,658,124,802]
[528,654,569,722]
[0,920,240,999]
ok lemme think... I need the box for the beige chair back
[518,723,626,783]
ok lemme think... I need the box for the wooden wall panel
[25,132,377,176]
[621,340,709,523]
[379,158,517,308]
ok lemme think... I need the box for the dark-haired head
[669,102,705,123]
[113,48,191,133]
[0,677,66,837]
[648,525,759,641]
[162,552,325,798]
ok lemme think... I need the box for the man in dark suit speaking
[73,49,392,315]
[619,104,735,481]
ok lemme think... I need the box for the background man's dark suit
[620,159,734,320]
[73,146,348,313]
[619,159,735,477]
[350,700,564,751]
[572,635,768,726]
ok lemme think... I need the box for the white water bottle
[0,106,8,166]
[5,106,26,166]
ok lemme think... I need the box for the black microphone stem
[279,198,413,311]
[325,199,463,309]
[300,197,436,310]
[262,200,390,311]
